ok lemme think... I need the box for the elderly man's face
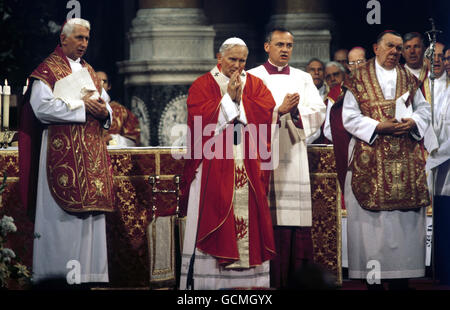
[96,71,110,91]
[61,24,90,60]
[402,37,424,69]
[374,33,403,70]
[334,49,349,71]
[444,49,450,76]
[348,49,366,72]
[217,45,248,78]
[325,65,345,88]
[264,31,294,67]
[432,43,445,78]
[306,60,324,88]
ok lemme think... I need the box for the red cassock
[180,71,277,267]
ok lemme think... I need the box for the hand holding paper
[84,95,108,120]
[394,91,412,122]
[53,68,100,110]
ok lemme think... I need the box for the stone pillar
[267,0,333,69]
[118,0,216,146]
[204,0,260,68]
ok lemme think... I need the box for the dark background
[0,0,448,109]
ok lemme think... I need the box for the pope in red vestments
[179,38,276,290]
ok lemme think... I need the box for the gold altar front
[0,146,341,288]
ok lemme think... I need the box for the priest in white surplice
[248,27,326,288]
[19,18,115,287]
[422,42,449,104]
[426,87,450,285]
[342,31,431,290]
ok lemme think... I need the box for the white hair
[218,37,248,55]
[61,18,91,36]
[325,61,346,74]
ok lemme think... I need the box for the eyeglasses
[443,56,450,62]
[348,59,366,66]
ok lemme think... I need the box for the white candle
[3,79,10,130]
[23,78,29,95]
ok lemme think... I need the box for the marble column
[118,0,216,146]
[203,0,260,68]
[267,0,333,69]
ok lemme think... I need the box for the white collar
[67,56,81,64]
[375,58,396,75]
[268,59,288,72]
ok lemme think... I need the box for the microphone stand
[425,17,442,284]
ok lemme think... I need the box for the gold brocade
[36,50,115,213]
[344,58,430,211]
[226,139,250,269]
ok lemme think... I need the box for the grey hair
[306,58,325,69]
[61,18,91,36]
[219,44,248,55]
[325,61,346,74]
[218,43,248,55]
[403,32,424,47]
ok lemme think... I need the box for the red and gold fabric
[107,101,141,145]
[343,58,430,211]
[19,45,115,213]
[180,69,276,267]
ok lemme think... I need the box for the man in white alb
[342,30,431,290]
[248,27,326,288]
[19,18,114,287]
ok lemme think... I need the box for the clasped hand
[83,91,109,120]
[278,93,300,115]
[375,118,416,136]
[227,71,243,103]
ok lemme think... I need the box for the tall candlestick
[23,78,29,95]
[3,79,10,130]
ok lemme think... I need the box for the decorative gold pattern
[2,147,344,287]
[308,146,342,286]
[31,48,114,213]
[344,59,430,211]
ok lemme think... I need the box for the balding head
[348,47,367,72]
[333,49,349,72]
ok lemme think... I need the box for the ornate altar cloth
[0,146,341,288]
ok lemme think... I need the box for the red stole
[180,71,276,266]
[19,45,115,214]
[327,84,351,192]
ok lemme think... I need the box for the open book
[53,68,100,110]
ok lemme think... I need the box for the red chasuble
[180,70,276,267]
[19,45,115,214]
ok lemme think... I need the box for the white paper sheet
[53,68,100,110]
[394,91,413,121]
